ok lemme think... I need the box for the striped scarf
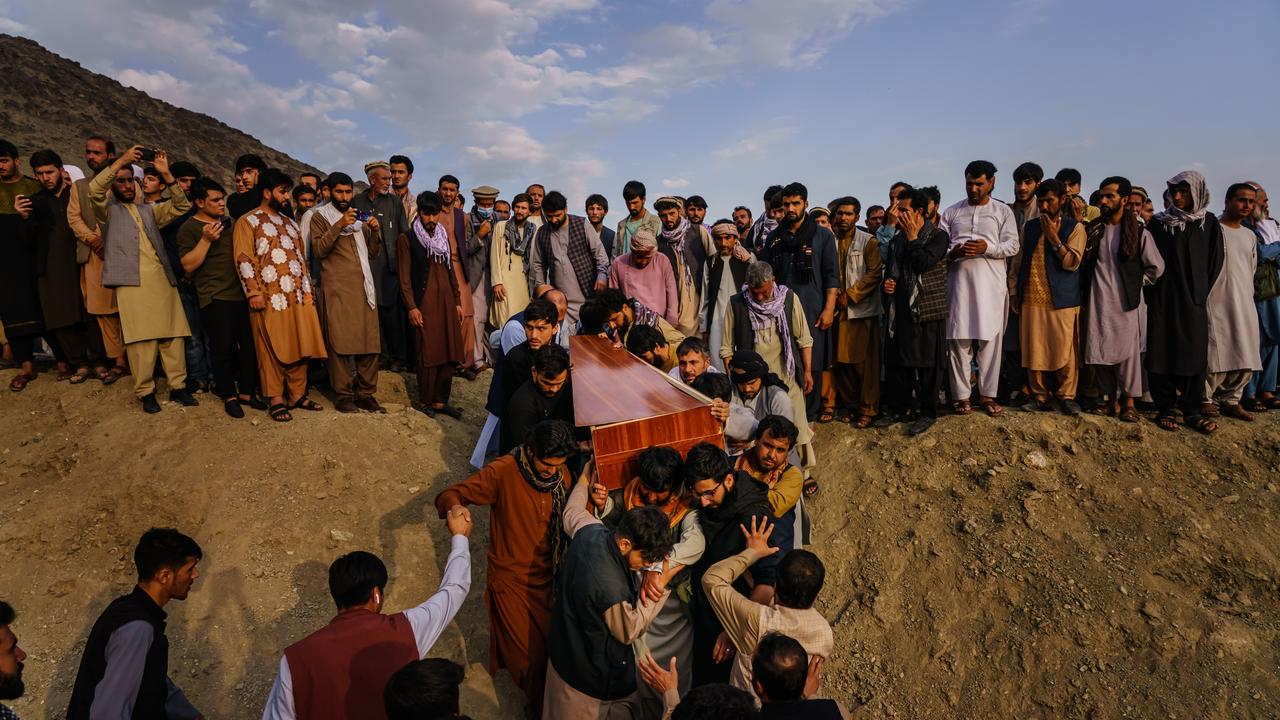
[741,283,796,380]
[660,217,696,287]
[513,445,570,570]
[412,217,451,265]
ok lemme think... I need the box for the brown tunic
[67,178,117,315]
[438,209,477,365]
[311,213,381,355]
[433,455,572,714]
[397,233,463,368]
[232,209,326,364]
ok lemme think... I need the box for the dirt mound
[0,368,1277,719]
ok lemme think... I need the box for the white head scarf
[1154,170,1211,231]
[62,165,86,183]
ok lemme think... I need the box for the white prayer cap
[630,227,657,251]
[62,165,86,183]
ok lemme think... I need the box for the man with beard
[597,288,685,350]
[499,343,573,454]
[1002,162,1043,402]
[398,191,464,419]
[686,195,709,230]
[671,336,722,384]
[732,206,753,238]
[721,262,815,484]
[864,205,886,235]
[586,193,616,258]
[467,185,500,369]
[627,323,677,372]
[1244,182,1280,412]
[726,351,795,439]
[1079,177,1163,423]
[525,184,546,227]
[746,186,783,254]
[66,135,129,383]
[588,446,705,718]
[1014,180,1087,415]
[734,415,803,552]
[1145,171,1225,434]
[352,161,411,372]
[527,191,609,325]
[474,296,561,467]
[66,528,204,720]
[490,193,535,329]
[227,153,268,219]
[1203,184,1262,421]
[760,183,839,424]
[89,146,197,412]
[882,188,951,435]
[703,221,751,372]
[0,141,51,393]
[608,227,678,325]
[233,169,327,422]
[940,160,1020,417]
[616,180,663,262]
[389,155,416,226]
[291,185,317,221]
[0,601,26,719]
[655,196,713,337]
[495,199,512,222]
[178,178,264,418]
[830,196,881,428]
[683,443,779,687]
[434,419,577,719]
[437,174,486,378]
[312,172,385,414]
[156,159,216,395]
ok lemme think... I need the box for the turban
[630,227,657,250]
[654,195,684,212]
[363,160,390,176]
[728,350,770,381]
[1130,186,1148,201]
[711,221,739,238]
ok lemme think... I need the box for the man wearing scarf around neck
[1243,182,1280,411]
[352,161,411,372]
[397,191,464,418]
[1145,170,1225,434]
[654,195,714,338]
[489,193,535,329]
[760,182,839,425]
[310,172,384,413]
[721,262,817,487]
[588,447,706,718]
[434,419,578,720]
[468,185,500,370]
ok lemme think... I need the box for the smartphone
[354,209,373,222]
[138,147,157,162]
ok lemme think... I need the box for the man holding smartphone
[0,139,48,391]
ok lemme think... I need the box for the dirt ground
[1,365,1277,719]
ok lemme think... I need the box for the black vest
[547,524,639,700]
[1016,217,1082,309]
[704,255,750,328]
[67,587,170,720]
[729,291,802,384]
[762,699,845,719]
[406,230,438,307]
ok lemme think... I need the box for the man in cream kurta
[89,147,193,410]
[1205,185,1262,418]
[940,161,1020,414]
[489,193,534,329]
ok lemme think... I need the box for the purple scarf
[413,217,451,264]
[741,282,796,380]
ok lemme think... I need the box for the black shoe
[1060,399,1082,416]
[223,398,245,419]
[356,396,387,413]
[169,389,199,407]
[140,394,162,414]
[415,404,437,418]
[907,415,936,436]
[1020,399,1047,413]
[245,395,269,411]
[436,405,463,419]
[871,414,898,428]
[334,398,361,413]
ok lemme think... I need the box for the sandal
[56,367,75,381]
[268,403,293,422]
[952,400,973,415]
[853,415,874,429]
[817,408,836,424]
[1220,404,1253,422]
[1201,402,1221,418]
[69,367,93,384]
[292,397,324,411]
[9,372,36,392]
[978,398,1004,417]
[802,478,820,497]
[1155,415,1178,432]
[1264,396,1280,410]
[102,366,128,385]
[1188,416,1217,434]
[1241,397,1267,413]
[1118,407,1140,423]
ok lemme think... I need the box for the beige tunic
[1019,223,1085,371]
[311,213,381,355]
[115,205,190,344]
[488,218,532,327]
[67,179,118,315]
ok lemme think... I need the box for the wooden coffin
[570,334,724,489]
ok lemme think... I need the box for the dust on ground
[1,367,1277,719]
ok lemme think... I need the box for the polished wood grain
[571,335,724,488]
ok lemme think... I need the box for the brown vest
[283,609,418,720]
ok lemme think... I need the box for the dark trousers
[1149,371,1206,419]
[203,299,259,400]
[378,293,410,366]
[180,290,214,385]
[418,363,455,406]
[893,363,944,418]
[9,335,41,364]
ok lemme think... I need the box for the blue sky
[3,0,1277,223]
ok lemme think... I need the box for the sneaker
[356,396,387,413]
[169,389,199,407]
[223,398,245,419]
[334,398,361,413]
[140,394,162,414]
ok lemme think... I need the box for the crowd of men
[2,134,1280,718]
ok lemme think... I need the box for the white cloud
[0,16,31,33]
[715,125,799,160]
[662,177,690,189]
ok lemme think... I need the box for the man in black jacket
[683,442,779,687]
[67,529,204,720]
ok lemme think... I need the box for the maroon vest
[283,609,418,720]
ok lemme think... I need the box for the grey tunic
[526,220,607,324]
[1085,224,1163,396]
[1207,224,1262,372]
